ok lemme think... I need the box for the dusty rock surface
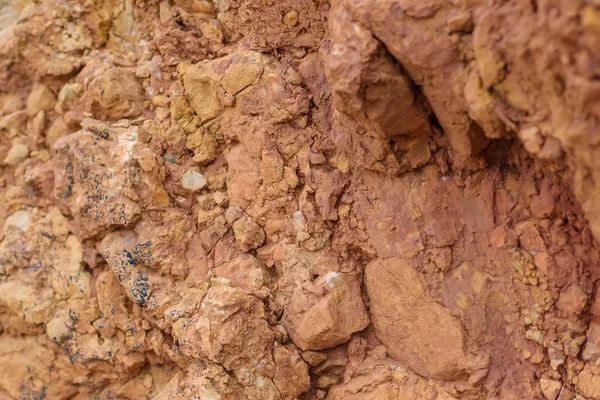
[1,0,600,399]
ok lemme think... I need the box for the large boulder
[365,257,480,380]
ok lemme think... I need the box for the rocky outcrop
[1,0,600,399]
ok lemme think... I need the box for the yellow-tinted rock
[221,52,265,95]
[183,62,222,122]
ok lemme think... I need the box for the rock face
[1,0,600,399]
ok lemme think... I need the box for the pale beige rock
[53,123,142,238]
[55,82,82,114]
[3,210,31,233]
[172,284,281,400]
[85,67,144,120]
[283,10,299,27]
[46,117,68,147]
[232,214,266,252]
[302,351,327,367]
[0,93,22,115]
[181,169,207,191]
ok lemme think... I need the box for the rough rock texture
[1,0,600,399]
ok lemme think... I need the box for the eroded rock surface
[1,0,600,399]
[365,257,484,381]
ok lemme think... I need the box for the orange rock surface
[1,0,600,399]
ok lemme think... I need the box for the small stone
[0,94,23,115]
[152,95,170,108]
[526,328,545,345]
[212,191,229,207]
[446,11,473,33]
[3,143,29,166]
[283,166,299,188]
[301,351,327,367]
[31,110,46,138]
[538,137,563,160]
[232,215,265,252]
[181,170,207,192]
[530,348,545,364]
[159,0,173,22]
[221,53,265,95]
[565,335,586,357]
[557,386,574,400]
[273,345,310,398]
[540,378,562,400]
[225,205,244,225]
[284,272,369,352]
[261,148,284,184]
[153,188,171,207]
[155,107,170,121]
[4,210,31,233]
[136,63,151,78]
[296,231,310,242]
[582,318,600,361]
[576,365,600,399]
[283,10,299,27]
[55,82,82,114]
[528,276,539,286]
[27,84,56,116]
[519,126,543,154]
[582,339,600,361]
[548,346,566,370]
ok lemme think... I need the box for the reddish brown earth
[1,0,600,399]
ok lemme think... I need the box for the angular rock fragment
[182,62,223,122]
[84,67,144,120]
[133,208,196,277]
[273,344,311,399]
[53,122,142,238]
[181,169,207,191]
[282,272,368,351]
[172,284,295,399]
[226,206,266,252]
